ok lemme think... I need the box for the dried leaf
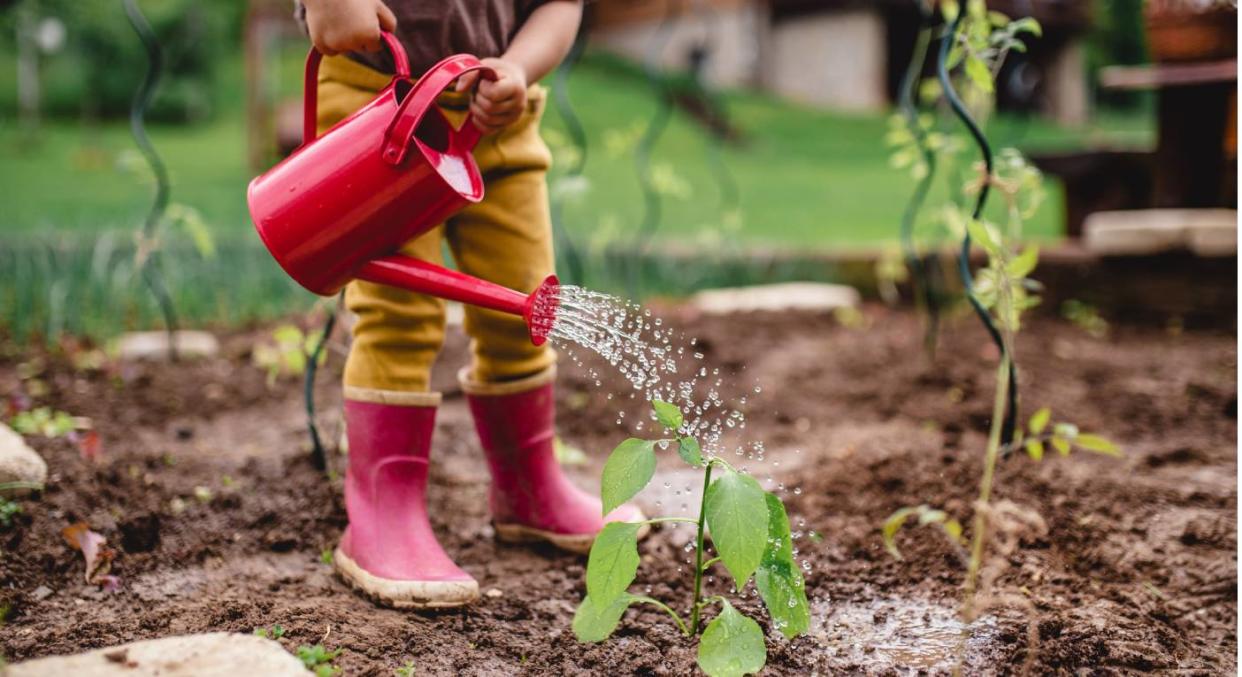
[62,522,116,586]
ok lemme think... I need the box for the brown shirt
[297,1,555,77]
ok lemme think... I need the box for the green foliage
[576,401,810,675]
[882,504,965,561]
[1015,408,1121,460]
[704,469,769,590]
[253,624,285,640]
[9,406,78,438]
[0,498,21,528]
[394,660,417,677]
[295,644,342,677]
[1061,300,1110,338]
[696,601,767,677]
[600,438,657,515]
[754,493,810,639]
[251,324,326,386]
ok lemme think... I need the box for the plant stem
[643,516,698,525]
[634,596,690,636]
[962,352,1011,621]
[700,556,720,572]
[689,460,714,635]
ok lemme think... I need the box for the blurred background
[0,0,1235,344]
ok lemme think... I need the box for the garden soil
[1,306,1235,675]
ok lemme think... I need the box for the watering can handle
[302,32,411,145]
[380,54,499,166]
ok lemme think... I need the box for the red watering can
[248,33,557,345]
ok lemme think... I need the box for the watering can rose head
[247,32,555,347]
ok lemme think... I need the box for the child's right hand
[302,0,397,56]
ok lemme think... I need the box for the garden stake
[936,11,1019,444]
[896,1,944,358]
[303,292,343,472]
[123,0,180,360]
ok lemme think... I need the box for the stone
[115,331,220,361]
[0,422,47,490]
[691,282,861,315]
[6,633,307,677]
[1084,209,1237,257]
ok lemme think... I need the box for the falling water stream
[533,285,999,670]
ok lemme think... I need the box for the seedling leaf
[573,593,635,643]
[652,400,684,430]
[1075,434,1121,457]
[755,492,810,639]
[965,56,994,94]
[697,601,767,677]
[1028,407,1051,435]
[1007,246,1039,279]
[600,439,657,515]
[1024,439,1045,461]
[678,436,704,467]
[705,470,769,590]
[586,522,641,605]
[1051,436,1071,456]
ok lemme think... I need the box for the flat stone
[1084,209,1237,256]
[115,331,220,361]
[6,633,306,677]
[0,422,47,490]
[691,282,860,315]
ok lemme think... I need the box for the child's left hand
[455,58,527,135]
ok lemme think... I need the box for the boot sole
[494,518,652,556]
[333,549,479,609]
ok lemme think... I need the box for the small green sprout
[574,399,810,677]
[254,624,285,640]
[295,644,341,677]
[320,549,334,565]
[394,660,417,677]
[0,498,21,528]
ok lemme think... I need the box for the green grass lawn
[2,51,1154,246]
[0,49,1155,341]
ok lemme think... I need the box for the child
[298,0,645,609]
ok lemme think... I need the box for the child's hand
[455,58,528,135]
[302,0,397,56]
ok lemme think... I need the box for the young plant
[573,400,810,677]
[295,644,342,677]
[883,6,1119,672]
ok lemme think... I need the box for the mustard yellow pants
[316,56,556,392]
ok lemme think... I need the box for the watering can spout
[357,256,559,346]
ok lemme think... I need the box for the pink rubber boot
[460,367,648,555]
[334,389,479,608]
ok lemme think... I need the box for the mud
[0,306,1235,674]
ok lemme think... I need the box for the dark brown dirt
[0,306,1235,675]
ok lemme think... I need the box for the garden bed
[1,305,1235,674]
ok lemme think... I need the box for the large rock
[6,633,307,677]
[1084,209,1237,257]
[115,331,220,361]
[0,422,47,490]
[691,282,861,315]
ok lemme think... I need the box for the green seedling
[883,8,1119,674]
[9,406,79,438]
[573,400,810,677]
[252,324,326,386]
[1061,300,1109,338]
[394,659,417,677]
[0,498,21,528]
[295,644,342,677]
[254,624,285,640]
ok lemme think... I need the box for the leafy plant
[9,406,79,438]
[295,644,342,677]
[252,325,326,386]
[883,5,1120,672]
[394,660,417,677]
[573,400,809,676]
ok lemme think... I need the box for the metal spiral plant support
[549,11,592,286]
[690,2,740,226]
[123,0,179,360]
[627,0,681,297]
[897,3,942,357]
[936,12,1019,443]
[304,292,342,472]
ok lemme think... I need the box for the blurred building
[589,0,1092,124]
